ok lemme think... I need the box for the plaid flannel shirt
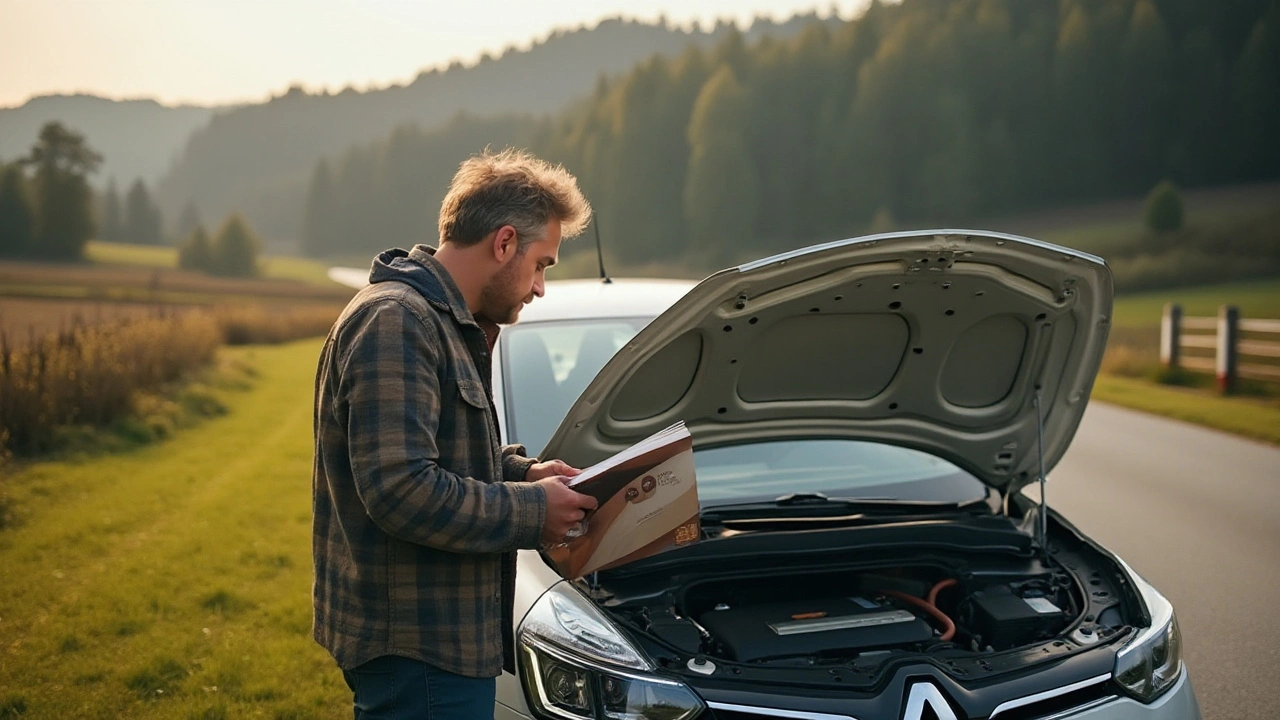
[312,245,546,678]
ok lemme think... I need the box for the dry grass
[0,313,223,457]
[0,301,341,458]
[0,258,354,304]
[212,304,341,345]
[0,298,199,348]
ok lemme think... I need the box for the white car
[348,229,1203,719]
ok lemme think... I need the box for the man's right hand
[537,476,599,546]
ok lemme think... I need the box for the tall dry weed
[213,304,340,345]
[0,313,220,456]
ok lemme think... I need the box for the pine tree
[211,214,260,277]
[0,164,36,257]
[124,179,163,245]
[301,159,334,257]
[20,121,101,260]
[1144,179,1183,234]
[102,178,122,242]
[1231,14,1280,178]
[175,201,202,242]
[1117,0,1176,190]
[684,65,760,265]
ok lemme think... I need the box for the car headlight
[519,582,705,720]
[1112,566,1184,703]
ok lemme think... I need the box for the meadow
[0,240,351,458]
[0,340,351,720]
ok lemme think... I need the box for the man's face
[479,219,562,324]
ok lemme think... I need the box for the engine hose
[881,589,957,642]
[927,578,959,607]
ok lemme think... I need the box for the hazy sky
[0,0,870,108]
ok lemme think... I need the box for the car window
[502,319,646,456]
[695,439,987,504]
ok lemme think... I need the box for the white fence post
[1216,305,1239,394]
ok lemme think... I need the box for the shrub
[210,215,260,278]
[178,225,215,272]
[1143,179,1184,234]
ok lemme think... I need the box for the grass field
[986,181,1280,257]
[1110,277,1280,329]
[1091,374,1280,446]
[0,340,349,719]
[86,240,342,288]
[0,297,198,346]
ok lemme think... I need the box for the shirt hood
[368,245,476,328]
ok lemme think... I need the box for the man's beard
[478,255,526,325]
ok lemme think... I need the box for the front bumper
[496,669,1200,720]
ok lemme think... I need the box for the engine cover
[697,596,933,662]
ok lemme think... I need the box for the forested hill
[154,14,840,246]
[302,0,1280,272]
[0,95,218,187]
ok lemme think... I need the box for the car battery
[969,583,1068,649]
[698,596,933,662]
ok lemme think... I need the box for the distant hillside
[154,14,840,247]
[301,0,1280,289]
[0,95,219,187]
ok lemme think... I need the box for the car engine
[581,511,1135,685]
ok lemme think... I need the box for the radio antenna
[594,215,612,284]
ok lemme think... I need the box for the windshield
[695,439,986,505]
[501,318,647,456]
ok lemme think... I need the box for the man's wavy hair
[438,148,592,250]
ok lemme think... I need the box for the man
[312,149,599,719]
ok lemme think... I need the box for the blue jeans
[342,655,496,720]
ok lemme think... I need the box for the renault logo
[902,681,959,720]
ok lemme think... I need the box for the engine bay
[581,511,1136,686]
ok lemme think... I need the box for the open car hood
[539,231,1113,493]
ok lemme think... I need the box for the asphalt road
[1049,402,1280,720]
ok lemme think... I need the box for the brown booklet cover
[546,422,700,579]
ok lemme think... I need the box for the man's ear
[491,225,518,263]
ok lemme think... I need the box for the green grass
[1110,277,1280,330]
[258,255,342,287]
[1007,181,1280,257]
[85,240,344,288]
[85,241,177,268]
[1098,278,1280,443]
[1091,374,1280,445]
[0,339,348,719]
[1040,220,1144,258]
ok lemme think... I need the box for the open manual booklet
[544,422,700,579]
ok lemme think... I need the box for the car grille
[705,681,1118,720]
[989,682,1117,719]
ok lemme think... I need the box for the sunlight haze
[0,0,869,108]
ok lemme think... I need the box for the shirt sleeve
[336,299,546,553]
[501,445,537,483]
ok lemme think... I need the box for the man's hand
[536,476,598,547]
[525,458,581,482]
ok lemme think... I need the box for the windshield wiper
[699,492,987,526]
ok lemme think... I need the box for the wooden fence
[1160,304,1280,392]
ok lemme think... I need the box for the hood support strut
[1034,386,1049,561]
